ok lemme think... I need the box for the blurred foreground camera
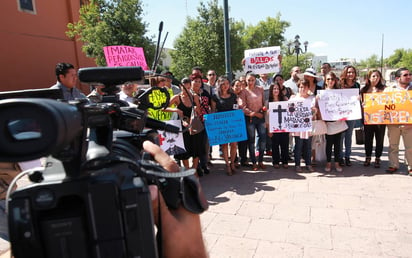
[0,66,208,258]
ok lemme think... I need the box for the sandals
[364,157,371,167]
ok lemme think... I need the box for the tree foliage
[170,0,244,79]
[242,14,290,50]
[66,0,155,66]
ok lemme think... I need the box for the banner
[103,45,149,70]
[158,120,186,155]
[363,91,412,124]
[244,46,281,74]
[317,89,362,121]
[204,110,247,146]
[268,99,313,133]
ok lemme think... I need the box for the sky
[141,0,411,62]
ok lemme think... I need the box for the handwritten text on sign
[268,99,313,132]
[244,46,280,74]
[363,91,412,124]
[103,45,149,70]
[204,110,247,146]
[317,89,362,121]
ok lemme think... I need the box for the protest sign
[103,45,149,70]
[147,87,173,121]
[204,110,247,146]
[317,89,362,121]
[158,120,186,155]
[363,91,412,124]
[244,46,281,74]
[268,99,313,133]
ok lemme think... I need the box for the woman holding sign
[211,76,239,175]
[239,73,266,171]
[290,79,316,172]
[360,69,386,168]
[267,82,290,169]
[339,65,361,167]
[322,72,343,172]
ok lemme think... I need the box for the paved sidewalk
[200,138,412,257]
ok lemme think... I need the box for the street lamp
[287,35,308,66]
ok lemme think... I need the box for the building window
[18,0,36,14]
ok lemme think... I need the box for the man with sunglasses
[384,68,412,175]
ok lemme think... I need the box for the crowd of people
[48,62,412,177]
[0,61,411,257]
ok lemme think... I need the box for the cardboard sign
[268,99,313,132]
[103,45,149,70]
[158,120,186,155]
[317,89,362,121]
[363,91,412,124]
[244,46,281,74]
[204,110,247,146]
[147,88,173,121]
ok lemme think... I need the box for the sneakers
[295,166,302,172]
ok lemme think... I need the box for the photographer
[0,144,207,257]
[143,141,207,258]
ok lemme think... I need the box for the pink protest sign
[103,45,149,70]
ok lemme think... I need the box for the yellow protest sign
[363,91,412,124]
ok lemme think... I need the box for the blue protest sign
[204,109,247,146]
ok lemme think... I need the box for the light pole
[287,35,308,66]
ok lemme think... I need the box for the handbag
[189,107,204,135]
[182,86,205,135]
[326,120,348,135]
[355,128,365,145]
[312,120,327,135]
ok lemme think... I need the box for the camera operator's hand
[142,141,207,258]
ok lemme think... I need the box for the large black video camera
[0,67,208,258]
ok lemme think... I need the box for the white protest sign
[268,99,313,133]
[244,46,281,74]
[317,89,362,121]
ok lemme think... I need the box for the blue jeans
[246,117,266,163]
[0,200,8,241]
[340,120,356,159]
[294,136,312,167]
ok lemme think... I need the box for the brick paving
[200,136,412,258]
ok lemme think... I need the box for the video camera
[0,66,208,258]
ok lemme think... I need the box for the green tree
[386,48,412,70]
[358,54,381,69]
[242,14,290,49]
[66,0,155,66]
[170,0,245,79]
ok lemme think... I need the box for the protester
[50,62,86,101]
[360,69,386,168]
[383,67,412,175]
[290,79,316,172]
[267,82,289,169]
[317,62,332,88]
[322,72,343,172]
[284,66,301,95]
[118,81,138,106]
[239,73,266,171]
[211,76,238,175]
[232,78,249,167]
[206,69,218,95]
[339,65,361,166]
[164,77,201,171]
